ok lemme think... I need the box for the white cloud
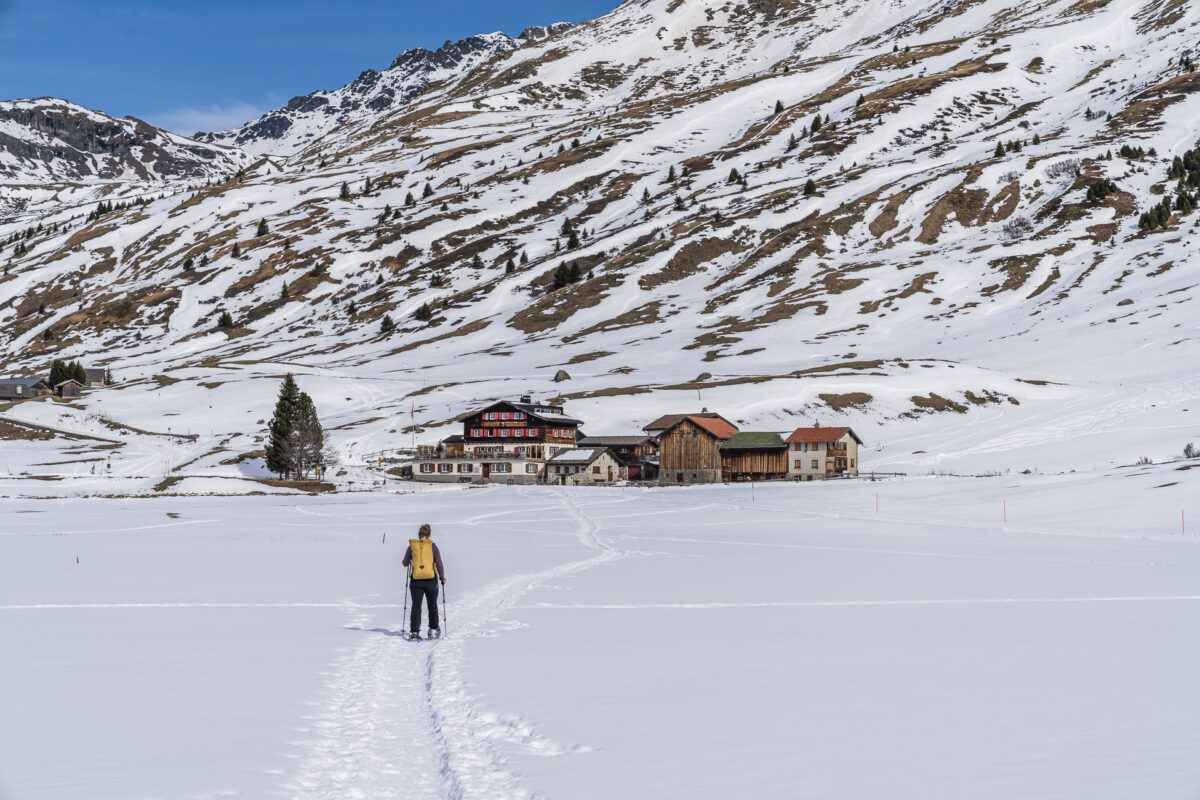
[146,101,267,136]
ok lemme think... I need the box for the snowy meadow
[2,471,1198,800]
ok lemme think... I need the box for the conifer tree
[379,204,391,224]
[256,219,269,237]
[668,165,677,182]
[521,250,529,265]
[774,100,785,114]
[183,257,194,272]
[811,115,822,133]
[70,361,86,384]
[567,231,580,249]
[363,176,372,194]
[232,243,241,258]
[506,258,516,273]
[994,142,1004,158]
[405,192,416,206]
[674,195,686,211]
[642,188,651,204]
[265,375,302,479]
[423,182,434,198]
[339,182,351,200]
[472,253,484,269]
[48,359,69,387]
[728,168,742,183]
[218,311,234,329]
[568,262,580,283]
[380,314,395,333]
[787,133,798,152]
[415,302,432,321]
[804,178,817,195]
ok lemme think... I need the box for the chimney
[521,394,532,404]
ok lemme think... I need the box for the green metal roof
[719,432,786,450]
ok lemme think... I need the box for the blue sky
[0,0,618,134]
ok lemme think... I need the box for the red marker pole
[875,492,879,513]
[1003,500,1007,524]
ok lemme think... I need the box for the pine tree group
[264,375,326,480]
[48,359,86,386]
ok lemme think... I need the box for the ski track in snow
[282,489,623,800]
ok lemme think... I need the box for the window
[592,466,601,474]
[526,463,539,474]
[566,429,574,438]
[501,428,509,438]
[515,412,525,420]
[420,463,434,473]
[15,386,23,396]
[811,460,818,469]
[457,463,474,473]
[850,459,855,468]
[794,460,802,469]
[438,463,453,473]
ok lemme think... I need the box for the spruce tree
[70,361,86,384]
[567,231,581,249]
[774,100,784,114]
[379,204,391,224]
[256,219,269,237]
[668,165,677,182]
[568,262,580,283]
[290,392,325,479]
[642,188,651,204]
[380,314,395,333]
[232,243,241,258]
[804,178,817,195]
[363,176,372,194]
[521,250,529,265]
[423,182,434,198]
[339,182,351,200]
[674,195,686,211]
[506,258,516,273]
[218,311,234,329]
[415,302,432,321]
[183,257,194,272]
[265,375,302,478]
[49,359,68,386]
[811,115,822,133]
[471,253,484,269]
[994,142,1004,158]
[787,133,798,152]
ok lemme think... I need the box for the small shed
[0,378,52,400]
[546,448,622,486]
[55,379,85,398]
[83,368,108,387]
[719,432,788,481]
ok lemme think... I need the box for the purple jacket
[403,541,445,580]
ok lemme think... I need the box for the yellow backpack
[409,539,438,580]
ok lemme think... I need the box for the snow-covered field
[3,471,1198,799]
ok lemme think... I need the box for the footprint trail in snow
[282,489,624,800]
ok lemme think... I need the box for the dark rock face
[0,102,233,181]
[519,22,573,41]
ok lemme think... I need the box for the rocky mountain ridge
[195,26,572,157]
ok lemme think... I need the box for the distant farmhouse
[413,396,583,484]
[0,378,52,400]
[785,427,863,480]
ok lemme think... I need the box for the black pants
[409,578,440,633]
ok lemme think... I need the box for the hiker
[403,523,445,640]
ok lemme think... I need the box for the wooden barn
[657,415,739,484]
[54,379,84,398]
[719,432,788,481]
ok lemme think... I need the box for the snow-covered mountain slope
[195,26,571,157]
[0,98,248,225]
[1,0,1199,482]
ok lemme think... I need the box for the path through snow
[282,488,624,800]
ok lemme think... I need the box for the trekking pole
[403,571,410,635]
[441,581,448,637]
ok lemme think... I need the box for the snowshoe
[428,628,441,639]
[408,631,421,641]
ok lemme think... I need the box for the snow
[2,471,1198,799]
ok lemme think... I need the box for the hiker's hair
[418,523,431,538]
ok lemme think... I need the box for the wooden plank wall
[659,418,721,471]
[722,448,787,476]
